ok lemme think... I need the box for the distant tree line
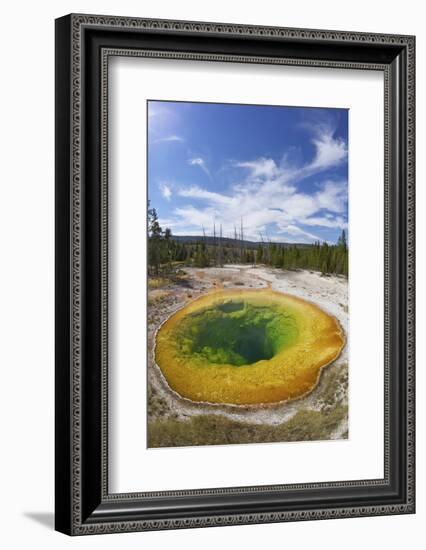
[148,203,348,277]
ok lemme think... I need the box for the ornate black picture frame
[55,13,415,535]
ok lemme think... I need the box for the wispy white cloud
[235,158,279,179]
[277,224,322,243]
[153,135,184,144]
[188,157,211,178]
[309,128,347,171]
[303,215,348,229]
[315,181,347,213]
[148,103,173,120]
[236,124,347,184]
[148,102,180,139]
[162,124,347,243]
[174,206,218,230]
[178,186,232,205]
[159,183,172,201]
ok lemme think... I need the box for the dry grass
[317,363,348,411]
[148,277,170,290]
[148,405,347,448]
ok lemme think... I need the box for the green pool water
[175,300,299,367]
[156,288,345,404]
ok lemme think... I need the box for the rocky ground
[147,265,349,447]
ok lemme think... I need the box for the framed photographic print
[55,14,415,535]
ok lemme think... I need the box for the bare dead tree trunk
[213,221,217,266]
[218,224,223,267]
[234,225,238,263]
[266,235,272,265]
[240,218,244,263]
[259,231,266,265]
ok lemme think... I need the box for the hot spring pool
[155,289,345,405]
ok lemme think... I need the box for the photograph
[51,9,415,539]
[0,0,418,544]
[146,100,349,448]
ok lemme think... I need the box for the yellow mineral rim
[155,288,345,405]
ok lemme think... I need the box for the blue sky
[148,100,348,244]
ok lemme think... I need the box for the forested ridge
[148,203,348,277]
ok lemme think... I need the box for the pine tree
[148,205,162,275]
[338,229,347,251]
